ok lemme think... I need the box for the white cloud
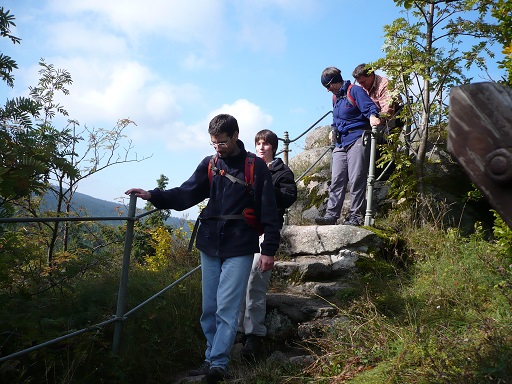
[11,1,289,159]
[49,21,129,57]
[209,99,273,148]
[144,99,274,153]
[50,59,161,123]
[48,0,225,48]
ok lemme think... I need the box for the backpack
[332,83,357,108]
[205,152,262,234]
[207,152,255,193]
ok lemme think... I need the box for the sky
[2,0,505,219]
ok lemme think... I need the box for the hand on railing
[125,188,151,200]
[369,115,381,127]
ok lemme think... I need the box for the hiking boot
[343,215,362,226]
[314,216,337,225]
[206,366,226,384]
[187,360,210,376]
[234,331,247,344]
[240,334,263,361]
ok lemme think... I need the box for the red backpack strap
[208,153,253,189]
[245,152,255,187]
[208,155,218,186]
[332,84,357,108]
[347,84,357,108]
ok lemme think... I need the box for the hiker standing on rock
[237,129,297,360]
[125,114,281,384]
[315,66,380,227]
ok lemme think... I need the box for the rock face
[279,225,381,256]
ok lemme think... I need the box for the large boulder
[279,225,382,257]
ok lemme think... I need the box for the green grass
[287,220,512,384]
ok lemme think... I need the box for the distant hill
[41,190,189,229]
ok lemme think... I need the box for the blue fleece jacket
[147,140,281,258]
[332,80,380,148]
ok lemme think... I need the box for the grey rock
[266,292,337,323]
[304,125,331,150]
[265,309,295,339]
[297,317,341,339]
[289,354,316,368]
[280,225,382,257]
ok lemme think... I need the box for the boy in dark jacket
[125,115,281,383]
[238,129,297,360]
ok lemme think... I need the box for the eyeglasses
[324,77,335,89]
[210,137,232,148]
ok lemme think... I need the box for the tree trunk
[416,3,435,197]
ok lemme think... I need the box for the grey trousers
[325,133,370,221]
[237,252,271,336]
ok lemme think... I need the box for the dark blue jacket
[332,80,380,148]
[148,140,281,258]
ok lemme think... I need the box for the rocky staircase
[264,224,383,343]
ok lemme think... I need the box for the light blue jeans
[200,251,254,370]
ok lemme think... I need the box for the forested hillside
[40,189,190,229]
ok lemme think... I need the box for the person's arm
[125,188,151,200]
[274,167,297,210]
[255,161,281,270]
[375,77,395,117]
[258,255,275,273]
[353,85,381,126]
[126,157,210,211]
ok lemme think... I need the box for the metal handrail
[294,145,334,184]
[278,110,332,165]
[0,195,201,362]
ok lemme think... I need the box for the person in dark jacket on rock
[238,129,297,360]
[125,114,281,384]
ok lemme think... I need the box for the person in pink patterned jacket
[352,64,404,181]
[352,63,403,134]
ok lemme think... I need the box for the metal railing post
[282,131,290,166]
[112,193,137,354]
[281,131,290,225]
[364,126,378,226]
